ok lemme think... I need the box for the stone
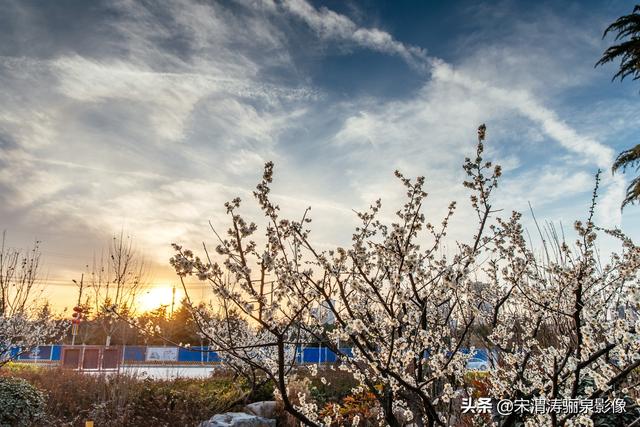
[243,401,277,419]
[201,412,276,427]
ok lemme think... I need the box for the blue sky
[1,0,639,305]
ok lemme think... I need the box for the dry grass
[1,364,263,427]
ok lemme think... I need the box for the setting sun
[138,285,182,313]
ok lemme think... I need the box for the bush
[276,369,374,426]
[124,376,249,425]
[308,369,358,406]
[0,366,266,426]
[320,389,381,426]
[464,371,490,398]
[0,376,45,427]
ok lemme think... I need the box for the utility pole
[170,284,176,317]
[71,274,84,346]
[0,230,6,316]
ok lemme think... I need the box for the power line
[38,280,213,289]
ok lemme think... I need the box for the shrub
[1,366,264,426]
[0,376,45,427]
[124,376,249,425]
[464,371,490,398]
[320,389,381,426]
[308,369,358,406]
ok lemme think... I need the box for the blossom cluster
[171,126,640,427]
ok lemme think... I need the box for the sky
[2,0,640,311]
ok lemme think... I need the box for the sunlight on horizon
[137,285,183,314]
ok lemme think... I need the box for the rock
[243,401,277,419]
[201,412,276,427]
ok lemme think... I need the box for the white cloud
[278,0,429,70]
[0,0,634,301]
[431,62,615,168]
[0,0,315,272]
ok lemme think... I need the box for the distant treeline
[62,299,203,346]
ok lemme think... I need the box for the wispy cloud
[431,62,615,168]
[277,0,429,71]
[0,0,635,300]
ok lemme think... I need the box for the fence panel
[51,345,62,361]
[17,345,52,361]
[174,346,219,363]
[123,346,146,362]
[62,348,81,369]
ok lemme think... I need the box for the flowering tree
[0,233,65,367]
[171,189,316,422]
[171,125,640,426]
[467,176,640,426]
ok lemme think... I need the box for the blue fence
[177,346,220,363]
[296,347,353,363]
[17,346,53,360]
[8,345,495,367]
[123,346,146,362]
[8,345,222,363]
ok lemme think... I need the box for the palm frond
[612,144,640,174]
[596,5,640,82]
[622,175,640,209]
[602,5,640,40]
[599,6,640,210]
[596,39,640,81]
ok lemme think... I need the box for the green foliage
[135,299,203,345]
[1,362,42,375]
[250,377,275,403]
[307,370,357,407]
[598,5,640,208]
[64,298,204,346]
[596,5,640,83]
[611,144,640,208]
[0,377,45,427]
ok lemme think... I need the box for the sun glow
[138,285,182,313]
